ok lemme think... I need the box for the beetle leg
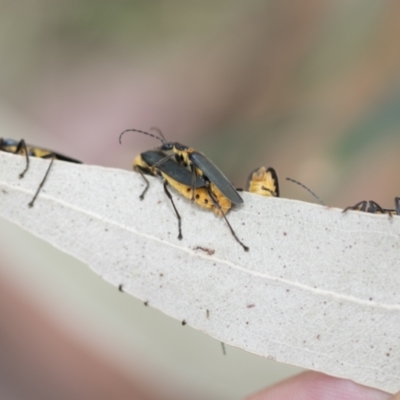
[342,200,368,213]
[261,186,276,196]
[134,165,151,200]
[15,139,30,179]
[190,166,197,201]
[368,200,385,214]
[163,180,182,240]
[28,154,56,208]
[151,153,176,169]
[208,188,249,252]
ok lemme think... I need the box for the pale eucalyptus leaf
[0,151,399,394]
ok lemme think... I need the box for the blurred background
[0,1,399,399]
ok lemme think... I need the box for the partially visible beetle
[0,138,81,207]
[247,166,279,197]
[246,165,325,206]
[343,198,400,216]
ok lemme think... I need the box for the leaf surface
[0,151,399,393]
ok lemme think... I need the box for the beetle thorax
[173,148,191,166]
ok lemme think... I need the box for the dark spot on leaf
[194,246,215,256]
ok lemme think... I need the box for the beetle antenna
[150,127,167,143]
[286,177,325,205]
[119,129,165,145]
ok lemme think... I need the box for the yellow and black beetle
[119,129,244,206]
[132,149,248,251]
